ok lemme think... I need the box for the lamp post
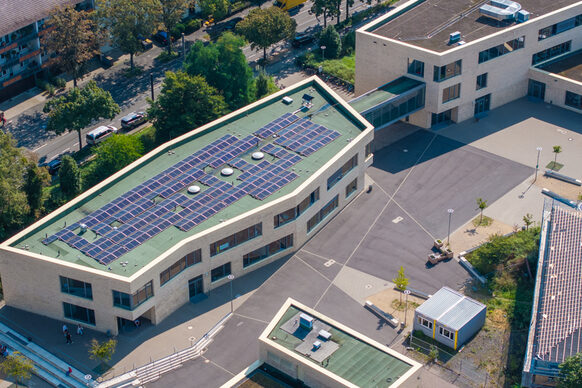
[404,290,411,327]
[447,208,454,246]
[535,146,542,182]
[227,274,235,313]
[320,45,326,61]
[182,33,185,59]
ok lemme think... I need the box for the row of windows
[532,41,571,65]
[274,188,320,228]
[565,91,582,111]
[433,60,462,82]
[538,14,582,40]
[63,302,95,325]
[113,281,154,311]
[60,276,93,300]
[307,195,339,233]
[160,249,202,286]
[478,36,525,64]
[442,84,461,103]
[418,317,432,329]
[327,154,358,190]
[243,235,294,268]
[210,223,262,257]
[439,326,454,340]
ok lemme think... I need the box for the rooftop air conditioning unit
[282,96,293,105]
[449,31,461,44]
[319,329,332,340]
[516,10,530,22]
[300,313,314,329]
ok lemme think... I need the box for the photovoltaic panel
[254,113,299,138]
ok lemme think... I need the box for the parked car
[153,31,174,46]
[140,37,153,50]
[121,112,147,129]
[86,125,118,145]
[291,33,314,48]
[46,158,62,176]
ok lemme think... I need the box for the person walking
[65,331,72,344]
[62,324,68,337]
[76,324,83,336]
[65,366,72,377]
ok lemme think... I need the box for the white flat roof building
[356,0,582,128]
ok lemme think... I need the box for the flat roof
[416,287,486,331]
[368,0,579,53]
[530,205,582,363]
[9,79,368,277]
[267,305,413,387]
[538,50,582,83]
[349,77,424,113]
[0,0,79,38]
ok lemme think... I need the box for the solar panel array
[274,118,340,156]
[534,206,582,362]
[41,112,340,265]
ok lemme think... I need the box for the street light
[227,274,235,313]
[320,45,326,61]
[447,208,454,246]
[182,33,186,59]
[404,290,411,327]
[535,146,543,182]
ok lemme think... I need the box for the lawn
[301,53,355,84]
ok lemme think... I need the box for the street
[2,0,375,164]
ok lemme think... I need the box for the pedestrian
[65,331,72,344]
[62,324,68,336]
[134,319,141,328]
[66,366,72,376]
[76,324,83,336]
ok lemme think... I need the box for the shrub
[185,19,202,34]
[52,77,67,89]
[428,346,439,363]
[171,23,185,40]
[341,31,355,56]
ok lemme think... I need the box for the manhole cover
[187,326,193,330]
[365,284,373,289]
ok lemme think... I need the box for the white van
[86,125,118,145]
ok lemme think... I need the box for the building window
[565,91,582,110]
[365,142,373,158]
[476,73,488,90]
[274,188,320,228]
[307,195,339,232]
[345,178,357,198]
[418,317,432,329]
[243,235,293,268]
[113,281,154,310]
[211,262,231,282]
[60,276,93,300]
[327,155,358,190]
[433,60,462,82]
[407,59,424,77]
[478,37,525,63]
[210,223,262,256]
[442,84,461,103]
[532,41,571,65]
[538,15,582,40]
[160,249,202,286]
[63,302,95,325]
[439,327,454,340]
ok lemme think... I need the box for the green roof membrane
[12,81,366,277]
[349,77,424,114]
[269,306,412,387]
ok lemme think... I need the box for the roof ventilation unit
[516,10,530,23]
[449,31,461,44]
[479,0,521,21]
[300,313,314,329]
[282,96,293,105]
[302,94,314,110]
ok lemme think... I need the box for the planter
[428,253,442,265]
[434,239,443,249]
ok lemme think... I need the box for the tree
[23,163,50,214]
[184,33,255,109]
[558,353,582,388]
[158,0,190,54]
[43,80,120,150]
[392,266,409,303]
[345,0,355,20]
[42,6,104,87]
[89,338,117,366]
[0,133,30,239]
[319,25,342,59]
[93,135,144,180]
[147,71,227,143]
[523,213,534,231]
[59,155,82,199]
[0,351,35,386]
[553,145,562,168]
[476,197,487,225]
[255,71,279,100]
[198,0,229,20]
[311,0,339,28]
[236,7,296,61]
[96,0,160,69]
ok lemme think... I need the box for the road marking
[324,259,335,267]
[33,144,47,152]
[392,216,404,223]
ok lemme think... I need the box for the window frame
[418,317,433,329]
[565,91,582,110]
[160,249,202,286]
[442,83,461,103]
[63,302,96,325]
[243,235,294,268]
[211,262,232,282]
[531,41,571,65]
[307,195,339,233]
[476,73,488,90]
[60,276,93,300]
[407,59,425,78]
[112,280,154,310]
[210,223,262,257]
[478,37,525,64]
[327,155,358,190]
[433,60,462,82]
[439,326,454,340]
[345,178,358,198]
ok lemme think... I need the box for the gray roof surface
[416,287,486,331]
[0,0,79,38]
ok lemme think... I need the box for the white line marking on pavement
[392,216,404,223]
[32,144,47,152]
